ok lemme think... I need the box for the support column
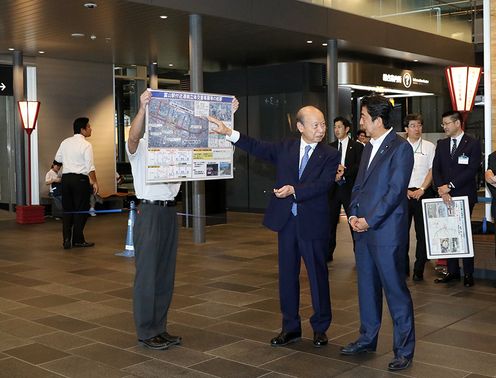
[484,0,492,220]
[148,62,158,90]
[13,51,25,206]
[189,14,206,243]
[326,39,338,143]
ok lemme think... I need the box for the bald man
[210,105,340,348]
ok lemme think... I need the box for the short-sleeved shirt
[55,134,95,175]
[126,137,180,201]
[407,137,436,188]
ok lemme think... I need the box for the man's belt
[141,199,176,207]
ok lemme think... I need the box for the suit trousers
[277,216,331,334]
[447,202,475,275]
[329,186,354,258]
[355,239,415,359]
[404,189,431,275]
[133,203,178,340]
[61,173,90,244]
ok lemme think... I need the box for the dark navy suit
[432,134,481,275]
[235,134,340,333]
[348,130,415,359]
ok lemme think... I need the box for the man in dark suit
[328,117,363,261]
[209,106,340,348]
[340,95,415,372]
[432,110,481,287]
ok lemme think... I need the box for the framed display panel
[422,196,474,259]
[145,89,235,183]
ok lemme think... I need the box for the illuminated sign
[382,71,429,89]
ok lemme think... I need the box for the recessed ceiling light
[413,59,419,62]
[83,2,97,9]
[71,33,85,38]
[152,62,158,65]
[8,47,14,51]
[160,15,168,19]
[38,51,45,54]
[322,43,328,46]
[168,63,174,67]
[306,40,313,44]
[90,35,97,40]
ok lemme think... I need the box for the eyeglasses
[440,120,455,128]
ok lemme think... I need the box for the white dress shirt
[407,137,436,188]
[337,137,349,166]
[368,128,394,168]
[55,134,95,175]
[126,137,180,201]
[451,132,464,154]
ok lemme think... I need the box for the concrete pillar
[327,39,338,143]
[189,14,206,243]
[13,51,25,205]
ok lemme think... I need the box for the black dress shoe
[434,273,460,284]
[340,341,375,355]
[72,241,95,248]
[412,271,424,281]
[313,332,328,347]
[139,335,169,350]
[160,331,182,345]
[388,356,412,371]
[270,331,301,347]
[63,239,72,250]
[464,274,474,287]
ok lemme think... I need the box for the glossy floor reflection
[0,210,494,377]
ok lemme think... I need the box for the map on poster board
[145,89,235,183]
[422,196,474,259]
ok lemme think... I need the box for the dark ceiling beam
[135,0,474,66]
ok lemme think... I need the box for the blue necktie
[292,145,312,216]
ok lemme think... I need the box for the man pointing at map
[209,106,340,348]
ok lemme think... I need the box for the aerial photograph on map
[147,98,210,148]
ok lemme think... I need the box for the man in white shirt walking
[55,117,98,249]
[404,114,436,281]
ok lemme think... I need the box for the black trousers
[133,203,178,340]
[329,185,354,258]
[404,188,432,275]
[62,173,90,244]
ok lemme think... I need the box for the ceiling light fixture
[83,2,97,9]
[306,40,313,44]
[38,51,45,54]
[8,47,15,51]
[322,43,328,46]
[160,15,168,19]
[90,35,97,40]
[413,59,419,62]
[168,63,174,67]
[71,33,85,38]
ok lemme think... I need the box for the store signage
[338,62,440,95]
[382,71,429,89]
[0,65,13,96]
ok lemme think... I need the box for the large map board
[145,89,235,183]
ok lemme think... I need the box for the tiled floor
[0,210,495,377]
